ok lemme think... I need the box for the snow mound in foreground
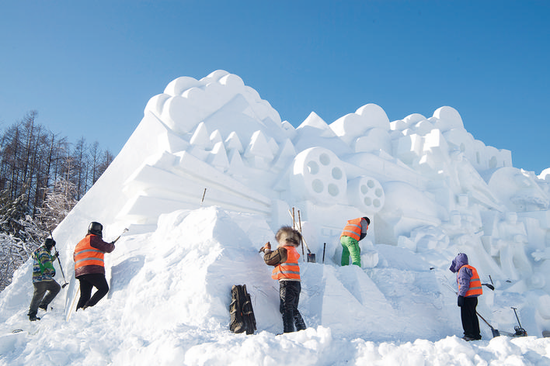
[1,207,550,365]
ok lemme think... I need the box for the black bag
[229,284,256,335]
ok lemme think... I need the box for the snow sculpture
[432,106,464,131]
[488,168,550,212]
[34,70,550,337]
[346,176,385,213]
[540,168,550,181]
[495,212,532,280]
[290,147,347,205]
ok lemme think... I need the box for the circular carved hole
[312,179,324,193]
[319,153,331,166]
[332,167,343,180]
[328,183,339,197]
[307,161,319,175]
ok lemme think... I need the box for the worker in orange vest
[74,222,115,310]
[449,253,483,341]
[340,217,370,266]
[260,226,306,333]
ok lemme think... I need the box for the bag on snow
[229,284,256,335]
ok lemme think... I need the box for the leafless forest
[0,111,113,291]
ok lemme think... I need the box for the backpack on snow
[229,284,256,335]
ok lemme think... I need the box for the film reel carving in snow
[347,176,385,212]
[291,147,347,204]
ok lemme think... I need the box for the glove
[259,242,271,253]
[457,296,465,307]
[55,251,60,258]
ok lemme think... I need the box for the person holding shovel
[74,222,115,310]
[449,253,483,341]
[340,216,370,267]
[28,238,61,321]
[259,226,306,333]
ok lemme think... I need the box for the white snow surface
[2,70,550,365]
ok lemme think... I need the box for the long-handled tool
[482,275,495,290]
[112,228,129,243]
[297,210,315,263]
[511,307,527,336]
[476,311,500,337]
[49,231,68,288]
[288,208,315,262]
[56,255,69,288]
[201,188,207,206]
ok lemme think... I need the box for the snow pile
[2,70,550,364]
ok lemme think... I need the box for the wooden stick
[298,210,312,253]
[201,188,207,206]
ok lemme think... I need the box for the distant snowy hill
[2,70,550,365]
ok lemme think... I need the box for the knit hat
[45,238,56,250]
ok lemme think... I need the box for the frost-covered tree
[0,189,45,290]
[0,111,113,291]
[37,178,78,233]
[0,188,29,237]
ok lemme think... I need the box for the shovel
[297,211,315,263]
[306,246,316,263]
[511,307,527,336]
[476,311,501,338]
[288,208,316,263]
[300,235,316,263]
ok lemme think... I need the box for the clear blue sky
[1,1,549,173]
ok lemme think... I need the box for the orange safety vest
[340,218,366,241]
[74,235,105,271]
[458,264,483,297]
[272,246,301,281]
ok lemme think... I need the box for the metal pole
[49,230,68,288]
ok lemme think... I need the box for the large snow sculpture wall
[70,70,550,334]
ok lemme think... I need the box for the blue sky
[1,1,549,173]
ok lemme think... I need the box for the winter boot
[294,312,306,332]
[28,311,40,321]
[282,311,295,333]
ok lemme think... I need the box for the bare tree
[0,111,115,292]
[37,178,78,233]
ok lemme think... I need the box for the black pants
[28,280,61,316]
[461,296,481,339]
[279,281,306,333]
[77,273,109,310]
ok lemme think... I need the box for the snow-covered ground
[2,70,550,365]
